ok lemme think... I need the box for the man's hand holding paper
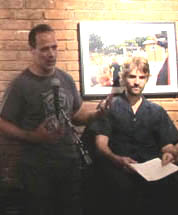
[129,158,178,181]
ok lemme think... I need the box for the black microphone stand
[51,79,92,167]
[59,109,93,166]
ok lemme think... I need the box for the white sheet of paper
[130,158,178,181]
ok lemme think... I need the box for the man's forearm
[0,118,39,143]
[95,135,122,164]
[73,104,100,125]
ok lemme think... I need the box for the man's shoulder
[108,94,126,113]
[111,93,125,104]
[55,68,74,82]
[10,68,30,85]
[144,98,165,112]
[55,68,72,78]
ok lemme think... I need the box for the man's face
[124,69,149,96]
[31,31,57,74]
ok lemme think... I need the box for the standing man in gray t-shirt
[0,24,98,215]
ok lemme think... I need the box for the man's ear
[30,47,36,55]
[146,75,150,83]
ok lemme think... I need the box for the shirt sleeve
[66,73,82,114]
[72,82,82,114]
[88,112,112,137]
[157,107,178,147]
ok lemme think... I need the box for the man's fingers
[162,153,174,166]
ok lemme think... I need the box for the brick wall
[0,0,178,182]
[0,0,177,113]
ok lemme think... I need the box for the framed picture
[79,21,178,98]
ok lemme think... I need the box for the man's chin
[129,91,142,96]
[132,88,144,95]
[43,66,55,74]
[46,61,56,69]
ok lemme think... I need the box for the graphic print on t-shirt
[41,87,70,132]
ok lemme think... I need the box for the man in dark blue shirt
[85,56,178,215]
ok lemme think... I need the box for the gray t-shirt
[0,68,82,160]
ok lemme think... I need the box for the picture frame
[79,21,178,98]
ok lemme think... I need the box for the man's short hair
[120,56,150,85]
[28,24,54,48]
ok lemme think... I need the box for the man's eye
[52,45,57,50]
[128,75,135,79]
[41,47,48,52]
[140,76,147,79]
[40,46,57,52]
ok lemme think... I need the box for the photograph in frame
[79,21,178,98]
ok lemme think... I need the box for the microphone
[51,78,93,166]
[51,78,60,120]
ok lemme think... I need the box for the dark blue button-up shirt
[91,94,178,162]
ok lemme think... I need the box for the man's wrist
[24,130,41,144]
[162,144,176,155]
[109,154,123,166]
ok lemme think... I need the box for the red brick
[55,1,72,9]
[69,71,80,80]
[74,81,80,91]
[0,31,28,43]
[66,62,79,71]
[156,101,178,111]
[57,41,66,51]
[0,41,29,51]
[66,41,79,50]
[56,0,104,10]
[54,21,77,30]
[32,20,77,30]
[169,111,178,122]
[45,10,74,20]
[0,71,20,81]
[0,51,17,60]
[0,92,4,101]
[0,30,16,40]
[0,20,32,30]
[58,50,79,61]
[15,9,44,19]
[55,30,77,40]
[0,61,28,71]
[16,51,32,61]
[56,61,67,71]
[0,81,10,91]
[82,1,105,10]
[25,0,55,9]
[0,0,23,9]
[15,30,29,41]
[0,9,14,18]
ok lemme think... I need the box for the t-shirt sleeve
[88,112,112,137]
[69,75,82,114]
[0,79,24,124]
[157,107,178,147]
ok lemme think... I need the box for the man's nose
[48,48,55,57]
[135,77,140,84]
